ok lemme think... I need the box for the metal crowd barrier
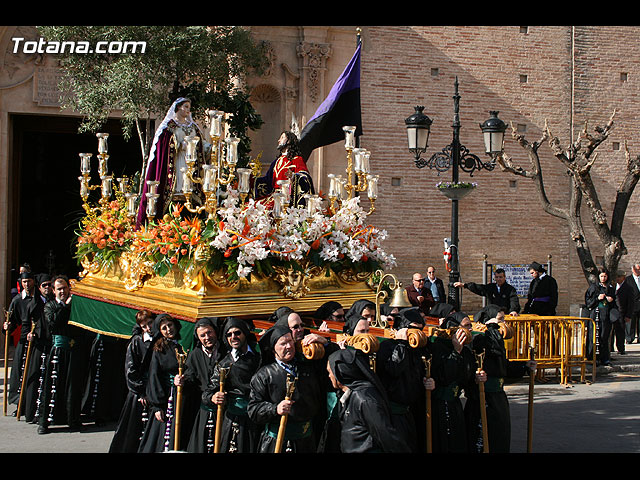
[503,314,597,384]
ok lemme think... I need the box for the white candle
[185,135,200,164]
[237,168,252,194]
[180,167,193,193]
[343,126,356,149]
[353,148,364,173]
[202,164,217,193]
[96,133,109,154]
[146,180,160,195]
[146,193,159,217]
[225,137,239,165]
[367,174,379,199]
[78,176,89,199]
[125,193,138,217]
[79,153,92,174]
[362,150,371,174]
[209,110,224,138]
[328,174,337,198]
[100,176,113,199]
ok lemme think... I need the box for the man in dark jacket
[622,263,640,344]
[454,268,520,316]
[616,270,635,352]
[523,262,558,315]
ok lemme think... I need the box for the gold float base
[71,265,376,321]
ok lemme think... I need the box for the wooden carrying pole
[173,349,188,451]
[274,374,297,453]
[527,345,536,453]
[16,322,36,421]
[3,309,10,417]
[476,351,489,453]
[213,367,229,453]
[422,356,432,454]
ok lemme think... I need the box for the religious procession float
[69,102,405,349]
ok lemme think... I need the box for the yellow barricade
[502,315,596,384]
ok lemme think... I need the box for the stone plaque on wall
[33,66,64,107]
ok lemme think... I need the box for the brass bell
[388,284,412,308]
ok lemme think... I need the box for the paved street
[1,342,640,454]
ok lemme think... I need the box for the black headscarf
[36,273,51,287]
[393,306,425,330]
[154,313,181,340]
[343,299,376,335]
[258,323,292,364]
[428,302,455,319]
[442,311,469,329]
[270,306,295,327]
[221,317,253,349]
[474,304,505,324]
[19,271,34,281]
[314,301,343,321]
[192,317,222,349]
[328,348,390,404]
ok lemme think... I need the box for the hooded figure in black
[375,307,431,452]
[199,317,261,453]
[429,302,456,325]
[6,271,47,422]
[248,323,327,453]
[313,301,344,330]
[464,304,534,453]
[343,299,376,336]
[182,317,226,453]
[327,348,411,453]
[109,310,158,452]
[428,310,476,453]
[138,313,187,452]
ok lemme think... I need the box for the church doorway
[8,114,143,291]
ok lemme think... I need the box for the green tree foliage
[38,25,268,168]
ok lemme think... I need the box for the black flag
[298,41,362,161]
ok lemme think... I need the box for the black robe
[182,345,225,453]
[137,340,187,453]
[524,274,558,315]
[82,333,128,424]
[38,299,86,429]
[7,291,47,422]
[428,336,475,453]
[464,326,514,453]
[198,345,261,453]
[585,281,616,360]
[247,354,326,453]
[109,330,154,453]
[376,337,428,452]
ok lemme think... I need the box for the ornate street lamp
[480,110,508,155]
[405,77,502,310]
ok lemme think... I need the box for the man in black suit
[425,265,446,305]
[405,272,435,316]
[622,263,640,344]
[523,261,558,316]
[454,268,520,316]
[614,270,633,354]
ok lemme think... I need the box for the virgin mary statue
[136,97,211,227]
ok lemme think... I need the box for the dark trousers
[625,312,640,342]
[610,320,626,353]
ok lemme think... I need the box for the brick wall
[248,26,640,315]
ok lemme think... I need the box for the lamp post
[405,77,505,310]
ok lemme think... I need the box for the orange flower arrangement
[75,197,134,269]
